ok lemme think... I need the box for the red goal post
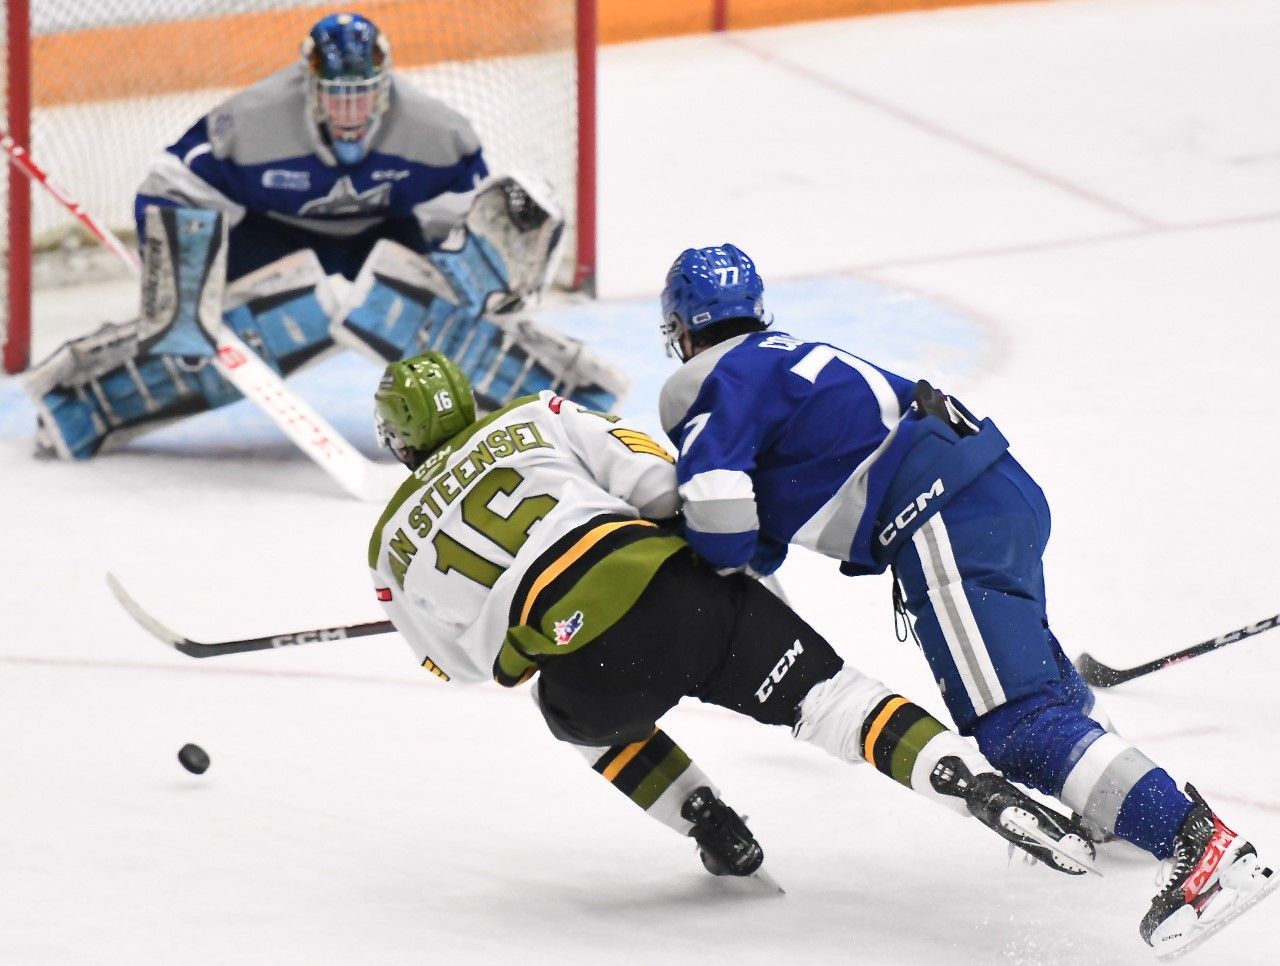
[2,0,597,374]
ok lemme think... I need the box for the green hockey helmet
[374,351,476,468]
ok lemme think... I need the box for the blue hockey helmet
[660,244,768,360]
[301,13,392,165]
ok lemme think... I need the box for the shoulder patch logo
[375,587,393,601]
[553,611,585,646]
[548,395,565,413]
[262,169,311,191]
[609,428,675,463]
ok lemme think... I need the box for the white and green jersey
[368,392,680,684]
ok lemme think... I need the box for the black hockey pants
[536,548,844,747]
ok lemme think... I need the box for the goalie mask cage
[1,0,597,374]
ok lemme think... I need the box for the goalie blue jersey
[659,332,1008,576]
[134,66,488,249]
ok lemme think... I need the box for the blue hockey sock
[973,687,1197,858]
[1113,769,1195,860]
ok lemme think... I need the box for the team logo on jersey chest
[298,175,392,216]
[553,611,585,645]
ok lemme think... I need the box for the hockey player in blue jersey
[656,243,1275,958]
[24,12,622,460]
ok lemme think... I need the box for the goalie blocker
[24,175,626,459]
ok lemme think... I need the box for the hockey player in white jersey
[367,350,1099,886]
[656,243,1277,956]
[24,12,621,460]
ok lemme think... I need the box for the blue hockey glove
[745,535,788,579]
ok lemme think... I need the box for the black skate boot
[1140,784,1276,960]
[931,756,1097,875]
[681,786,765,877]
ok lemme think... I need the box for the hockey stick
[1075,612,1280,688]
[107,573,396,658]
[2,133,402,502]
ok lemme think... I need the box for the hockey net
[1,0,595,373]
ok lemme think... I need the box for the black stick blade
[1074,652,1131,689]
[107,572,397,658]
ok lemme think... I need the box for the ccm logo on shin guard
[755,640,805,703]
[878,479,945,546]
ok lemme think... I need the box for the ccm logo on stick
[271,629,349,647]
[878,478,945,546]
[756,640,805,703]
[1215,616,1279,644]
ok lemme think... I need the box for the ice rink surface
[3,1,1279,963]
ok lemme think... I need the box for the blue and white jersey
[135,65,488,246]
[659,331,924,575]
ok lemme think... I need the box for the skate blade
[1003,810,1102,877]
[712,866,786,896]
[751,866,786,895]
[1155,865,1277,961]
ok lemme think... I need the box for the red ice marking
[723,34,1162,230]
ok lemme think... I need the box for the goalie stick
[1075,611,1280,688]
[2,133,403,502]
[107,573,395,659]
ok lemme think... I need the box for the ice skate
[931,756,1098,875]
[1141,784,1276,960]
[681,787,783,893]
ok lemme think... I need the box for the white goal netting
[2,0,585,369]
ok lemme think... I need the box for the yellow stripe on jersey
[517,519,657,625]
[610,428,675,462]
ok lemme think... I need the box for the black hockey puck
[178,743,210,775]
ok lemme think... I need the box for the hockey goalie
[22,12,624,460]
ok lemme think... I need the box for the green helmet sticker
[374,352,477,466]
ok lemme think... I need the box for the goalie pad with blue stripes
[24,208,339,459]
[334,237,627,412]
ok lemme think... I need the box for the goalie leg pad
[221,250,341,376]
[428,232,511,318]
[23,248,341,459]
[333,238,472,364]
[461,314,629,412]
[336,240,629,411]
[138,206,226,358]
[25,320,225,459]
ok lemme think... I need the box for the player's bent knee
[970,687,1107,794]
[534,676,655,748]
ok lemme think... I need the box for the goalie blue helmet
[660,244,768,360]
[301,13,392,165]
